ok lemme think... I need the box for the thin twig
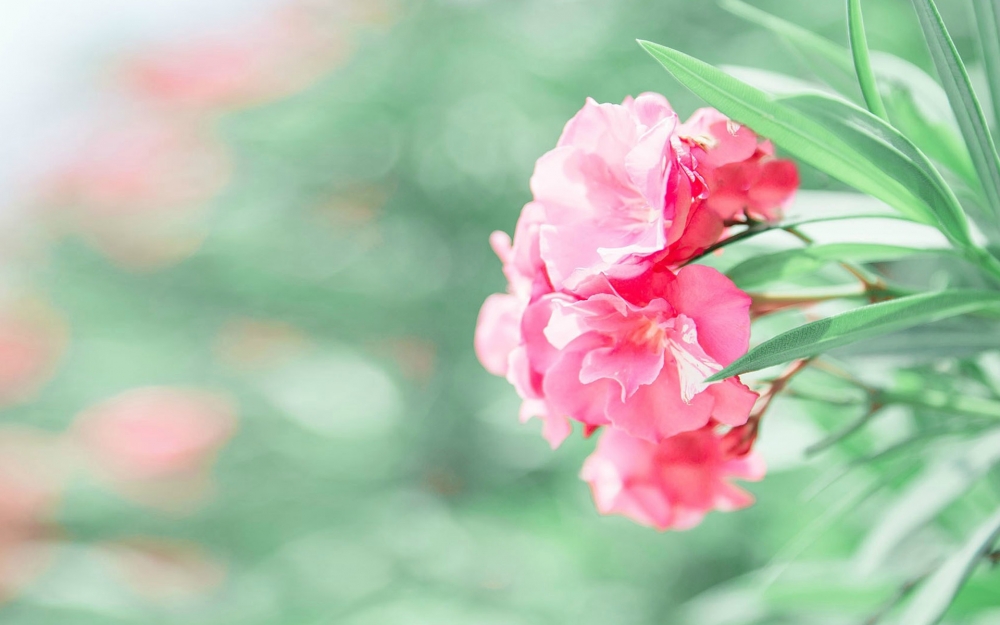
[721,357,814,457]
[784,225,888,293]
[682,221,777,266]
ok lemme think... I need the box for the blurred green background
[0,0,996,623]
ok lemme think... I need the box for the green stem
[967,247,1000,286]
[784,225,887,290]
[847,0,889,121]
[875,388,1000,420]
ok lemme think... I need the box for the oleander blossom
[531,93,719,290]
[475,92,799,529]
[540,263,758,442]
[581,426,766,531]
[680,108,799,223]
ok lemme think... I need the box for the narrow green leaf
[775,93,971,245]
[720,0,859,98]
[723,0,976,190]
[707,290,1000,381]
[637,39,972,246]
[726,243,935,288]
[973,0,1000,129]
[911,0,1000,220]
[834,318,1000,359]
[899,505,1000,625]
[858,430,1000,576]
[847,0,887,119]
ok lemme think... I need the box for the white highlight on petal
[665,314,722,403]
[543,301,587,349]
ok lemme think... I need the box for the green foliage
[901,506,1000,625]
[643,2,1000,619]
[710,291,1000,379]
[847,0,888,119]
[973,0,1000,129]
[725,243,939,288]
[639,42,974,247]
[910,0,1000,223]
[720,0,859,97]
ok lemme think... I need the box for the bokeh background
[0,0,996,623]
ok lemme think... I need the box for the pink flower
[474,204,573,448]
[530,94,721,290]
[473,93,796,493]
[120,6,352,111]
[541,264,758,442]
[680,108,799,223]
[0,301,67,408]
[580,426,765,530]
[474,202,552,378]
[45,118,230,269]
[73,387,237,481]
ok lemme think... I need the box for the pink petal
[474,294,524,377]
[541,334,614,428]
[706,378,758,427]
[666,265,751,366]
[519,399,572,449]
[580,341,664,400]
[605,364,715,441]
[665,314,722,403]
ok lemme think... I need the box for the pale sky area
[0,0,281,210]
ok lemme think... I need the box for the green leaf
[774,92,971,246]
[707,290,1000,381]
[973,0,1000,129]
[911,0,1000,221]
[722,0,976,190]
[720,65,828,96]
[857,430,1000,575]
[833,318,1000,359]
[720,0,859,98]
[726,243,936,289]
[899,505,1000,625]
[637,39,972,247]
[847,0,887,119]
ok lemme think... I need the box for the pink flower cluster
[475,94,798,530]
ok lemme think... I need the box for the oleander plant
[476,0,1000,622]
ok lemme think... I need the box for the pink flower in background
[0,301,67,408]
[680,108,799,223]
[74,387,237,481]
[120,5,352,112]
[540,264,757,442]
[530,94,721,290]
[581,426,765,530]
[45,118,230,269]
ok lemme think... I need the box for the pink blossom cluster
[475,94,798,530]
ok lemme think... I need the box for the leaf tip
[705,368,735,383]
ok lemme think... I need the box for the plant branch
[721,357,813,457]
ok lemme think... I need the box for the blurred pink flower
[120,5,353,112]
[45,118,230,269]
[0,300,67,407]
[73,387,236,487]
[680,108,799,223]
[530,94,721,290]
[581,425,765,530]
